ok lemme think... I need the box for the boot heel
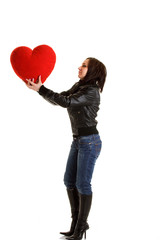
[84,230,86,239]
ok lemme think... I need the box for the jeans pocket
[95,141,102,158]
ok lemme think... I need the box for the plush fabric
[10,45,56,83]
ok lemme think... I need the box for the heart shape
[10,45,56,84]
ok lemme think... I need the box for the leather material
[60,188,79,236]
[66,193,92,240]
[38,82,100,136]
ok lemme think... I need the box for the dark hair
[82,57,107,92]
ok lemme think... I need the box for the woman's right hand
[26,75,43,92]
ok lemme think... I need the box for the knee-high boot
[60,188,79,237]
[66,193,92,240]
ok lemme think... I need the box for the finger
[26,79,30,86]
[25,82,32,89]
[26,78,35,86]
[37,75,42,84]
[36,76,39,84]
[36,75,41,83]
[26,78,31,83]
[25,82,29,87]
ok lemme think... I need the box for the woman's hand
[26,75,43,92]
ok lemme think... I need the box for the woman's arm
[26,76,99,108]
[26,76,79,106]
[38,84,99,108]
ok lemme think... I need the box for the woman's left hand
[26,75,43,92]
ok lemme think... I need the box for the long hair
[82,57,107,93]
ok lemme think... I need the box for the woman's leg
[61,139,79,236]
[64,139,78,189]
[67,134,102,240]
[60,188,79,236]
[76,134,102,195]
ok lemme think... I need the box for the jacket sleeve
[38,85,99,108]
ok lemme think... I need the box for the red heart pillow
[10,45,56,84]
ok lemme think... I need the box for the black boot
[66,193,92,240]
[60,188,79,237]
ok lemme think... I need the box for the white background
[0,0,160,240]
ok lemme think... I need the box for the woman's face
[78,59,89,79]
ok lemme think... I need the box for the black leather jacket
[38,81,100,136]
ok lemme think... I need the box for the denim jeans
[64,134,102,195]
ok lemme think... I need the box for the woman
[26,57,107,240]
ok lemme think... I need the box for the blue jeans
[64,134,102,195]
